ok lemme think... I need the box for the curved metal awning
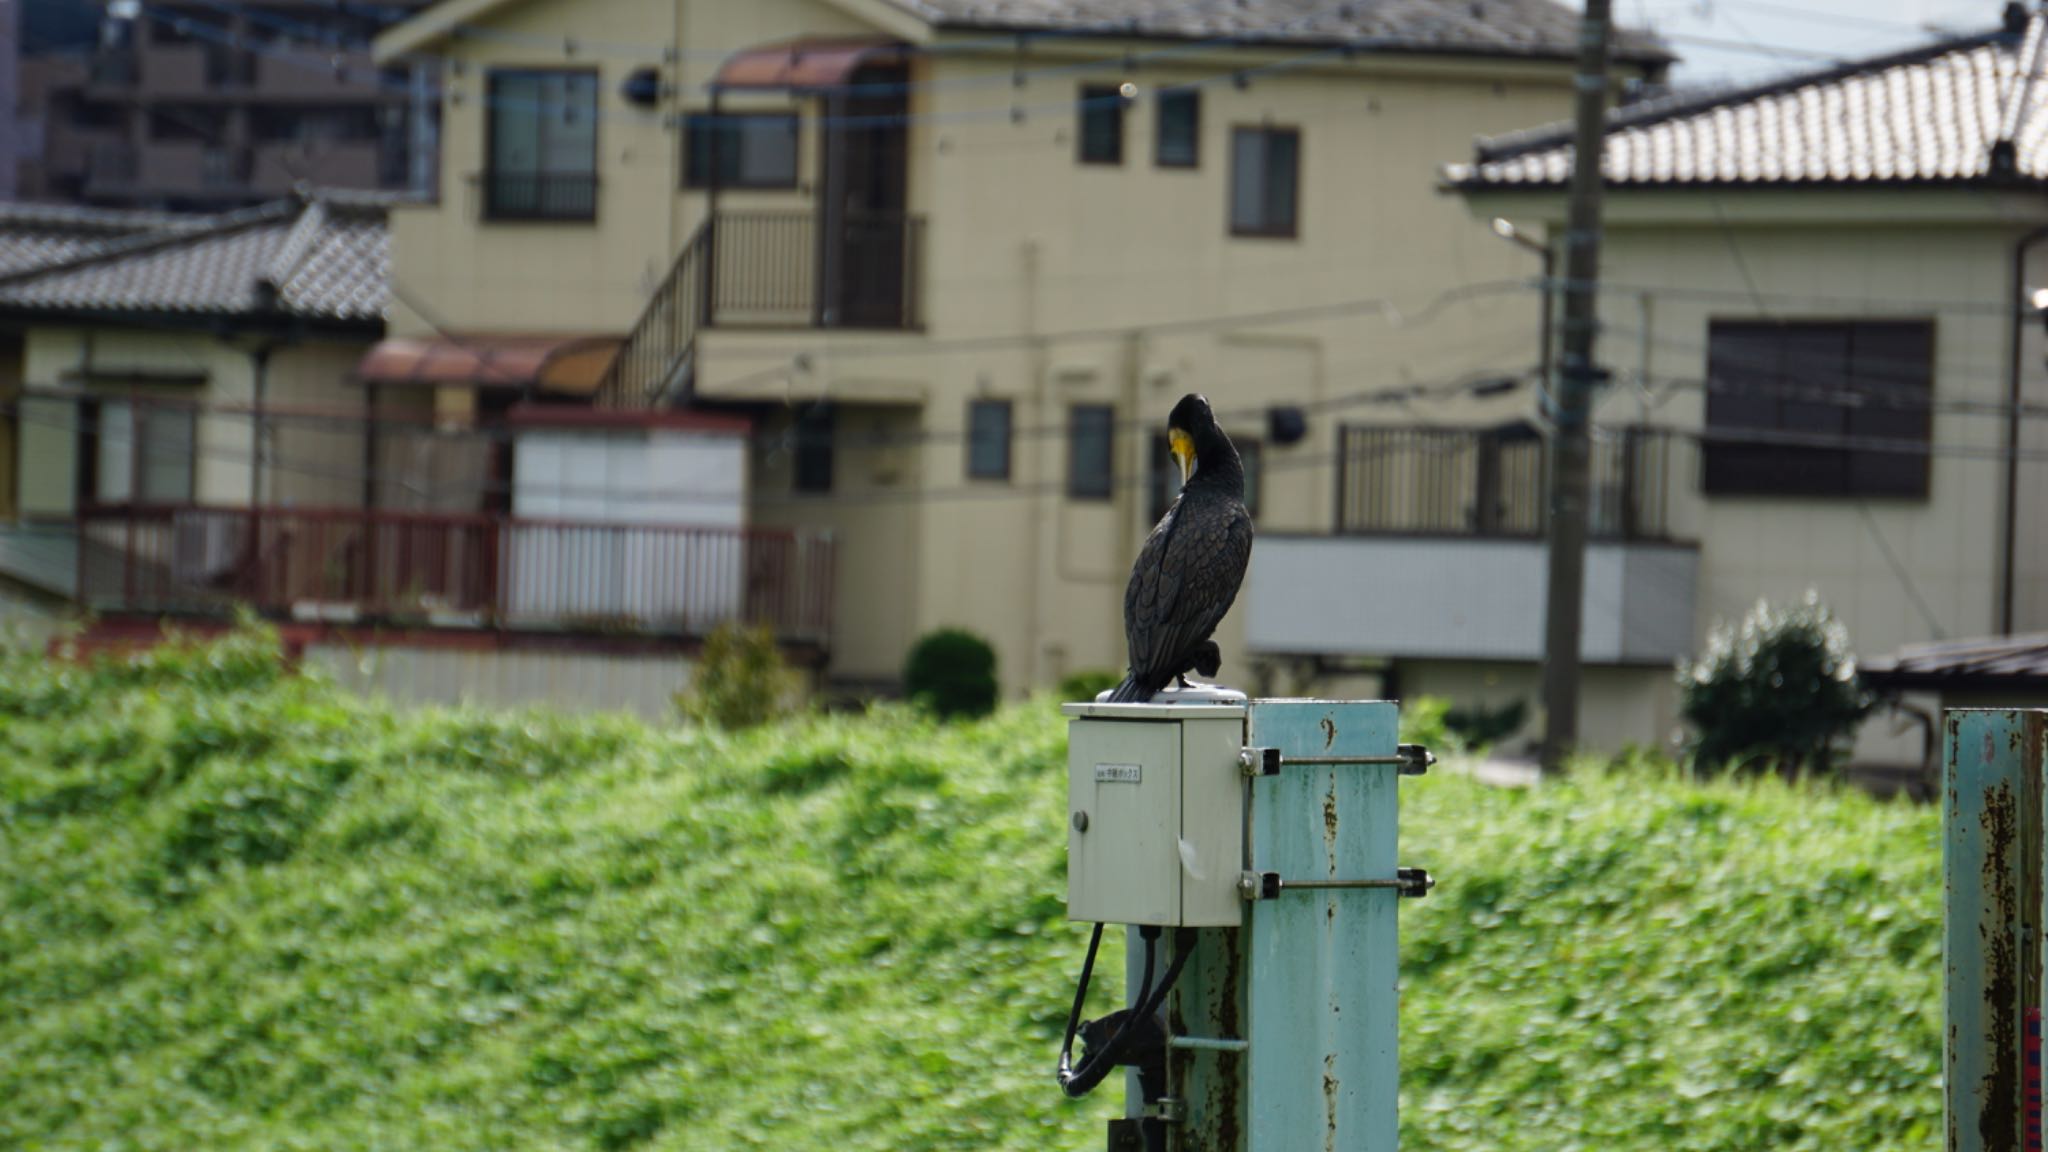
[356,334,622,395]
[710,37,904,91]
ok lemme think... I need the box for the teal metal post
[1166,700,1403,1151]
[1944,709,2046,1152]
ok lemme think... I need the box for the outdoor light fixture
[1491,217,1554,382]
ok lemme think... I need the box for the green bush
[1057,669,1122,702]
[676,623,793,730]
[1679,593,1872,776]
[1399,694,1453,752]
[903,627,999,720]
[1444,699,1528,748]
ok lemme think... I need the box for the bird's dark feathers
[1105,394,1253,703]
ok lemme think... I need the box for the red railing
[75,506,836,643]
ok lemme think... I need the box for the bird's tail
[1101,675,1155,704]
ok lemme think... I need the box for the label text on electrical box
[1094,763,1142,784]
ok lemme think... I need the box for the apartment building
[20,0,435,209]
[370,0,1669,698]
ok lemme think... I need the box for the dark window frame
[1155,87,1200,169]
[482,67,601,223]
[1229,124,1301,239]
[75,396,199,510]
[1701,318,1935,500]
[1077,84,1125,166]
[682,110,802,190]
[793,405,835,494]
[966,398,1013,481]
[1068,403,1116,500]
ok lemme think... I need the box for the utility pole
[1538,0,1615,773]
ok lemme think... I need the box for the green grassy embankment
[0,632,1940,1150]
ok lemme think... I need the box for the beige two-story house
[372,0,1669,696]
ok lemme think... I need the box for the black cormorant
[1105,394,1254,703]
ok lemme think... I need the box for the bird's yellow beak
[1169,428,1196,487]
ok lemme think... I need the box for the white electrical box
[1062,701,1247,927]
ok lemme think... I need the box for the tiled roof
[381,0,1667,65]
[0,203,212,278]
[1447,14,2048,189]
[909,0,1671,62]
[0,192,393,324]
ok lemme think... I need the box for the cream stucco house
[1430,5,2048,764]
[369,0,1670,698]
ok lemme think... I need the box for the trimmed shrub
[904,628,999,720]
[1444,699,1528,749]
[1679,592,1872,775]
[676,623,793,730]
[1057,669,1122,703]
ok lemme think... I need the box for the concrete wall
[305,642,696,721]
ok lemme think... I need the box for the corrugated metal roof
[1863,632,2048,690]
[1447,15,2048,189]
[911,0,1669,62]
[0,193,391,324]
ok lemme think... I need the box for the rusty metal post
[1946,709,2047,1152]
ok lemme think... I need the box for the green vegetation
[674,622,794,730]
[1056,669,1122,703]
[1679,593,1872,776]
[1,631,1939,1151]
[903,628,999,720]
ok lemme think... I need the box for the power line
[7,364,1531,509]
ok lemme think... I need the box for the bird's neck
[1191,439,1244,496]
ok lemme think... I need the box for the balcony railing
[479,170,599,222]
[1335,424,1679,540]
[711,210,924,330]
[595,210,925,408]
[75,506,836,643]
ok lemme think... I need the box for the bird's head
[1167,393,1219,487]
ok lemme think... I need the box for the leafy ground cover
[0,632,1940,1150]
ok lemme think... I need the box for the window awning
[355,335,622,395]
[711,38,904,91]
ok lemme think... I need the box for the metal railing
[1334,424,1679,540]
[596,210,925,408]
[75,505,836,643]
[596,221,710,409]
[479,170,599,222]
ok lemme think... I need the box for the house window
[1068,404,1115,500]
[485,69,599,221]
[1156,88,1199,168]
[1150,434,1260,521]
[967,399,1011,481]
[793,405,834,493]
[683,112,800,189]
[82,399,196,506]
[1230,126,1299,237]
[1703,319,1933,499]
[1078,85,1124,165]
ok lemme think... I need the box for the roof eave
[932,20,1672,67]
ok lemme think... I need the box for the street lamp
[1492,217,1555,388]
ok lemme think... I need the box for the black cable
[1058,925,1193,1100]
[1055,921,1105,1088]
